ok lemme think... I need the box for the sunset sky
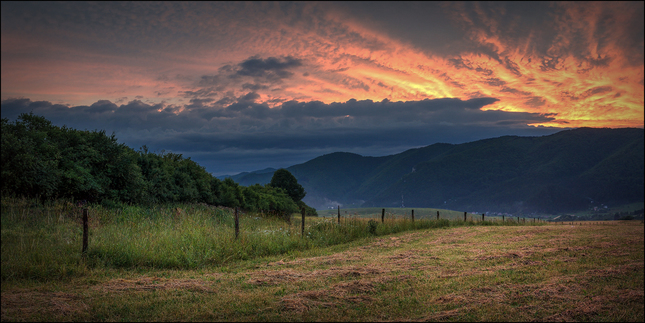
[2,2,643,175]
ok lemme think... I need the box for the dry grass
[1,290,90,321]
[97,276,218,293]
[2,221,643,321]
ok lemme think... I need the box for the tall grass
[1,196,536,281]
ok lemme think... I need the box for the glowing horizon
[2,2,643,129]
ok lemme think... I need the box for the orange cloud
[2,2,642,128]
[309,2,643,128]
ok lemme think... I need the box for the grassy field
[1,197,529,281]
[2,197,643,321]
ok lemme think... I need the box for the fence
[76,206,553,255]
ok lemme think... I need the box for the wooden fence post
[301,207,305,237]
[464,212,467,222]
[382,208,385,223]
[338,205,340,224]
[502,215,505,222]
[234,207,239,239]
[437,210,439,220]
[411,209,414,222]
[82,208,88,255]
[482,213,485,222]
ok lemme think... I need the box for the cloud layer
[1,2,642,174]
[2,2,643,127]
[2,96,560,175]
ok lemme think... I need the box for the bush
[368,219,378,235]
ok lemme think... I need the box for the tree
[270,169,306,202]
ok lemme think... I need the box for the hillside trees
[1,113,145,202]
[269,168,317,216]
[270,168,306,202]
[1,113,314,216]
[1,114,61,198]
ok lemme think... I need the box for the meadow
[1,196,643,321]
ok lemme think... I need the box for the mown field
[1,197,643,321]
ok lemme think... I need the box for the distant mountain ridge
[222,128,644,214]
[217,167,277,183]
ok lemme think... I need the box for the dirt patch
[97,276,214,293]
[1,290,89,321]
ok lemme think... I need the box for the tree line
[1,113,316,216]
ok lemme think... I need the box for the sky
[2,1,643,176]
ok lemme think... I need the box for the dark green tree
[1,114,61,198]
[3,114,318,213]
[269,169,306,202]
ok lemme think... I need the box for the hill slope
[226,128,644,213]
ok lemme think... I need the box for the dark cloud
[199,75,223,86]
[339,77,370,91]
[581,86,614,99]
[179,87,221,98]
[236,56,302,79]
[86,100,117,114]
[2,96,562,175]
[182,55,304,99]
[242,83,269,91]
[500,87,533,96]
[485,78,506,87]
[504,57,522,77]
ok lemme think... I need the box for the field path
[2,223,643,321]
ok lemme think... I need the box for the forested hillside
[228,128,644,214]
[1,113,314,215]
[366,128,644,213]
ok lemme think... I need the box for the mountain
[223,128,644,214]
[217,167,277,184]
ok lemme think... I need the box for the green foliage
[297,200,318,216]
[241,183,298,216]
[269,169,306,202]
[1,113,145,202]
[1,114,316,214]
[367,219,378,235]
